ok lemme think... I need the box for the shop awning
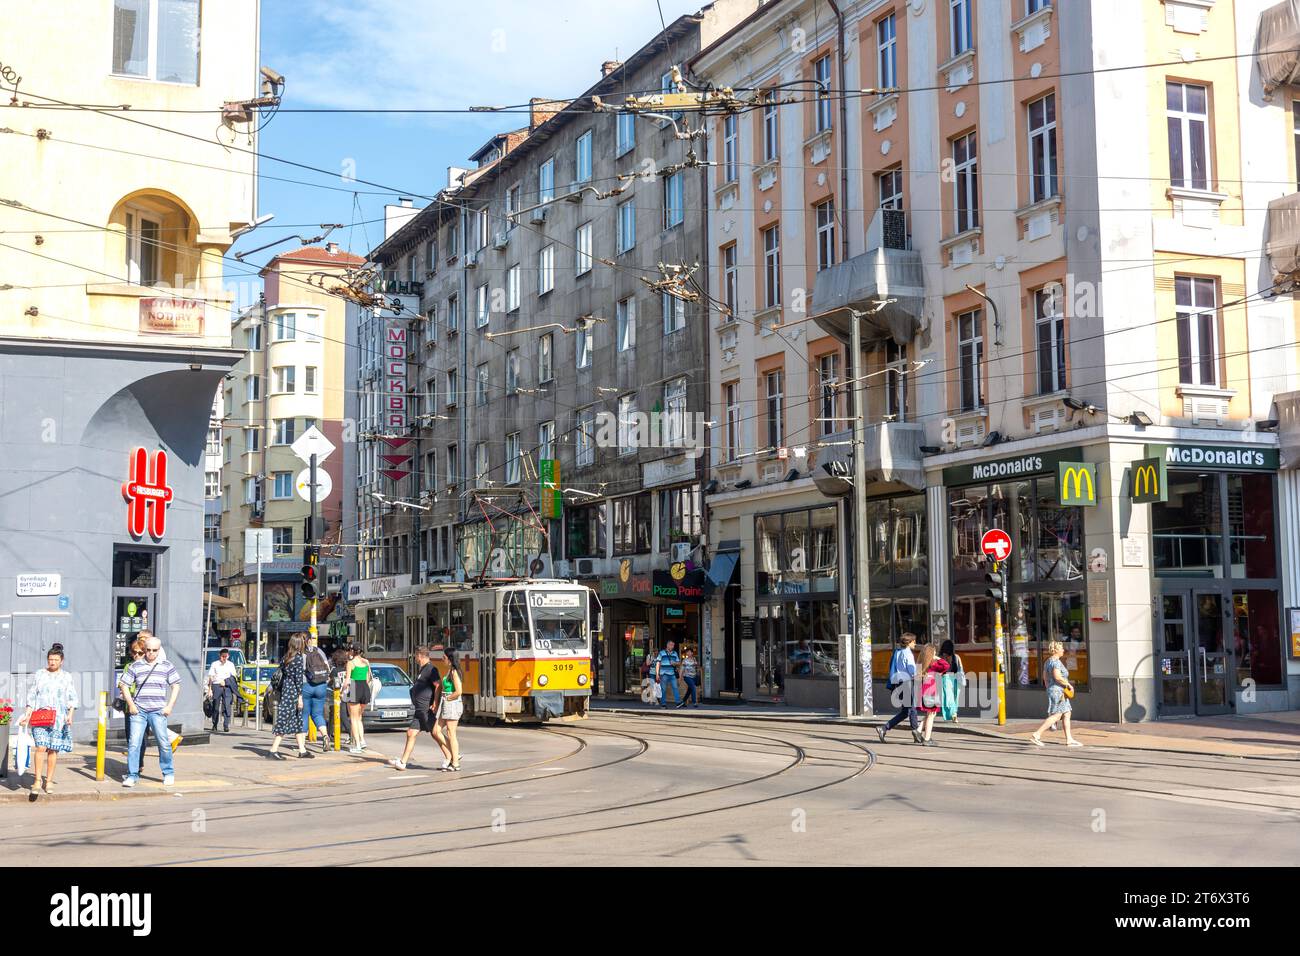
[204,593,244,609]
[706,547,741,590]
[1257,0,1300,95]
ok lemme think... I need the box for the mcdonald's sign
[1130,456,1167,504]
[1057,461,1098,507]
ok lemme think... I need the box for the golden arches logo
[1133,463,1159,499]
[1060,465,1095,503]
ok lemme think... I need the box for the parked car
[361,664,414,731]
[236,662,278,721]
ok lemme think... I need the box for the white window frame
[271,365,295,395]
[818,352,841,436]
[273,418,295,446]
[447,295,459,332]
[447,443,458,485]
[507,263,521,312]
[246,375,261,403]
[617,200,636,254]
[1175,275,1219,387]
[576,223,593,275]
[953,131,979,234]
[723,114,739,182]
[244,428,260,455]
[879,167,903,210]
[446,368,458,408]
[815,199,836,272]
[814,54,833,133]
[272,472,294,500]
[765,370,785,449]
[124,209,162,286]
[505,348,521,396]
[722,244,738,319]
[273,527,293,557]
[1034,288,1067,394]
[1167,81,1212,192]
[663,377,687,447]
[763,224,781,309]
[505,433,521,485]
[885,341,910,421]
[725,382,741,462]
[476,363,489,406]
[576,326,593,369]
[1028,92,1058,204]
[539,333,554,382]
[576,131,593,184]
[475,443,490,488]
[617,113,636,156]
[763,98,779,163]
[878,13,897,89]
[476,283,490,327]
[664,172,684,229]
[957,309,985,411]
[617,297,636,352]
[475,207,490,251]
[243,477,258,506]
[273,312,296,342]
[950,0,973,57]
[539,421,555,461]
[538,244,555,294]
[539,158,555,204]
[576,407,596,467]
[618,394,638,455]
[111,0,201,85]
[662,292,686,335]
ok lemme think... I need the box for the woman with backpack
[301,635,332,752]
[915,643,950,748]
[267,635,313,760]
[432,651,464,771]
[938,639,965,723]
[346,645,373,754]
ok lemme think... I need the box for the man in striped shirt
[119,632,181,788]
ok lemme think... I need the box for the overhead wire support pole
[851,308,873,718]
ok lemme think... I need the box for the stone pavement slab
[0,728,400,803]
[591,699,1300,759]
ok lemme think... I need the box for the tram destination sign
[1146,443,1279,471]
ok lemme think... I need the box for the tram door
[479,609,496,700]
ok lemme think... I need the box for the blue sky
[230,0,705,289]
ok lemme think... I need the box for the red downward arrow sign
[380,454,412,467]
[380,469,411,482]
[380,437,412,450]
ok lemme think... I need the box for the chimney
[601,60,623,77]
[326,242,340,255]
[530,97,564,130]
[398,197,414,208]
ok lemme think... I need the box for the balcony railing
[810,209,924,347]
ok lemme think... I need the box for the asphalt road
[4,713,1299,866]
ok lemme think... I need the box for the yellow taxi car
[236,662,279,721]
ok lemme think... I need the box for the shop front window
[1227,474,1276,579]
[755,506,839,597]
[865,493,929,675]
[1233,590,1283,687]
[785,601,843,680]
[1153,472,1223,577]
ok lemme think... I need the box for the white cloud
[267,0,704,123]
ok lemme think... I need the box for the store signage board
[1129,456,1168,504]
[943,447,1084,487]
[1057,461,1098,507]
[1289,608,1300,660]
[291,426,336,465]
[139,297,204,336]
[122,448,173,540]
[1122,537,1146,567]
[16,573,61,596]
[539,459,563,519]
[1146,443,1279,471]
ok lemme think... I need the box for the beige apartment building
[0,0,263,733]
[693,0,1300,719]
[219,246,364,656]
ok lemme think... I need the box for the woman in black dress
[268,635,314,759]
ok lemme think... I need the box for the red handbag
[29,708,56,728]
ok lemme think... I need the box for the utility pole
[254,535,264,732]
[850,309,873,717]
[309,452,319,645]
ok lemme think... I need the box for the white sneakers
[163,775,175,787]
[389,758,407,771]
[122,777,137,788]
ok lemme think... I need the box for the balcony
[1257,0,1300,97]
[1265,191,1300,285]
[807,421,925,498]
[810,209,924,348]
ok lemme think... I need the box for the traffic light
[300,546,320,601]
[984,567,1006,604]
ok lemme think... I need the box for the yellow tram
[353,579,595,722]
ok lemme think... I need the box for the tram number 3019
[550,663,575,672]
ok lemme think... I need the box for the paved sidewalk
[0,728,400,803]
[591,699,1300,759]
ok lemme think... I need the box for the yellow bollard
[308,716,318,742]
[95,691,107,781]
[332,688,341,751]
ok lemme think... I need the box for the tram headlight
[577,673,588,686]
[537,673,549,686]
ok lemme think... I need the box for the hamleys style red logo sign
[122,448,174,539]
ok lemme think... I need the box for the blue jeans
[127,710,174,779]
[682,675,698,705]
[301,681,329,735]
[659,674,680,706]
[882,679,919,733]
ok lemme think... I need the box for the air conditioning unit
[671,542,691,563]
[576,558,595,576]
[492,231,509,250]
[529,553,553,578]
[529,207,547,224]
[553,559,572,579]
[464,250,479,268]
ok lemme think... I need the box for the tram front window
[531,606,587,650]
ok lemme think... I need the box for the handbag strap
[129,662,160,698]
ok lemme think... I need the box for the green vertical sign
[1129,456,1167,504]
[539,459,563,519]
[1057,461,1098,507]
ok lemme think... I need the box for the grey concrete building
[348,5,759,691]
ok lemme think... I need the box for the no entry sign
[981,528,1013,561]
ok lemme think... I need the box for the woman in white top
[18,644,79,800]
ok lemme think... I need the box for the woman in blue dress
[18,644,79,799]
[1030,640,1083,747]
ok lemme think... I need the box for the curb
[589,707,1300,761]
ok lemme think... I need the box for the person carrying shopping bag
[17,643,79,801]
[938,639,965,723]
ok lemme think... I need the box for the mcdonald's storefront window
[947,475,1088,685]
